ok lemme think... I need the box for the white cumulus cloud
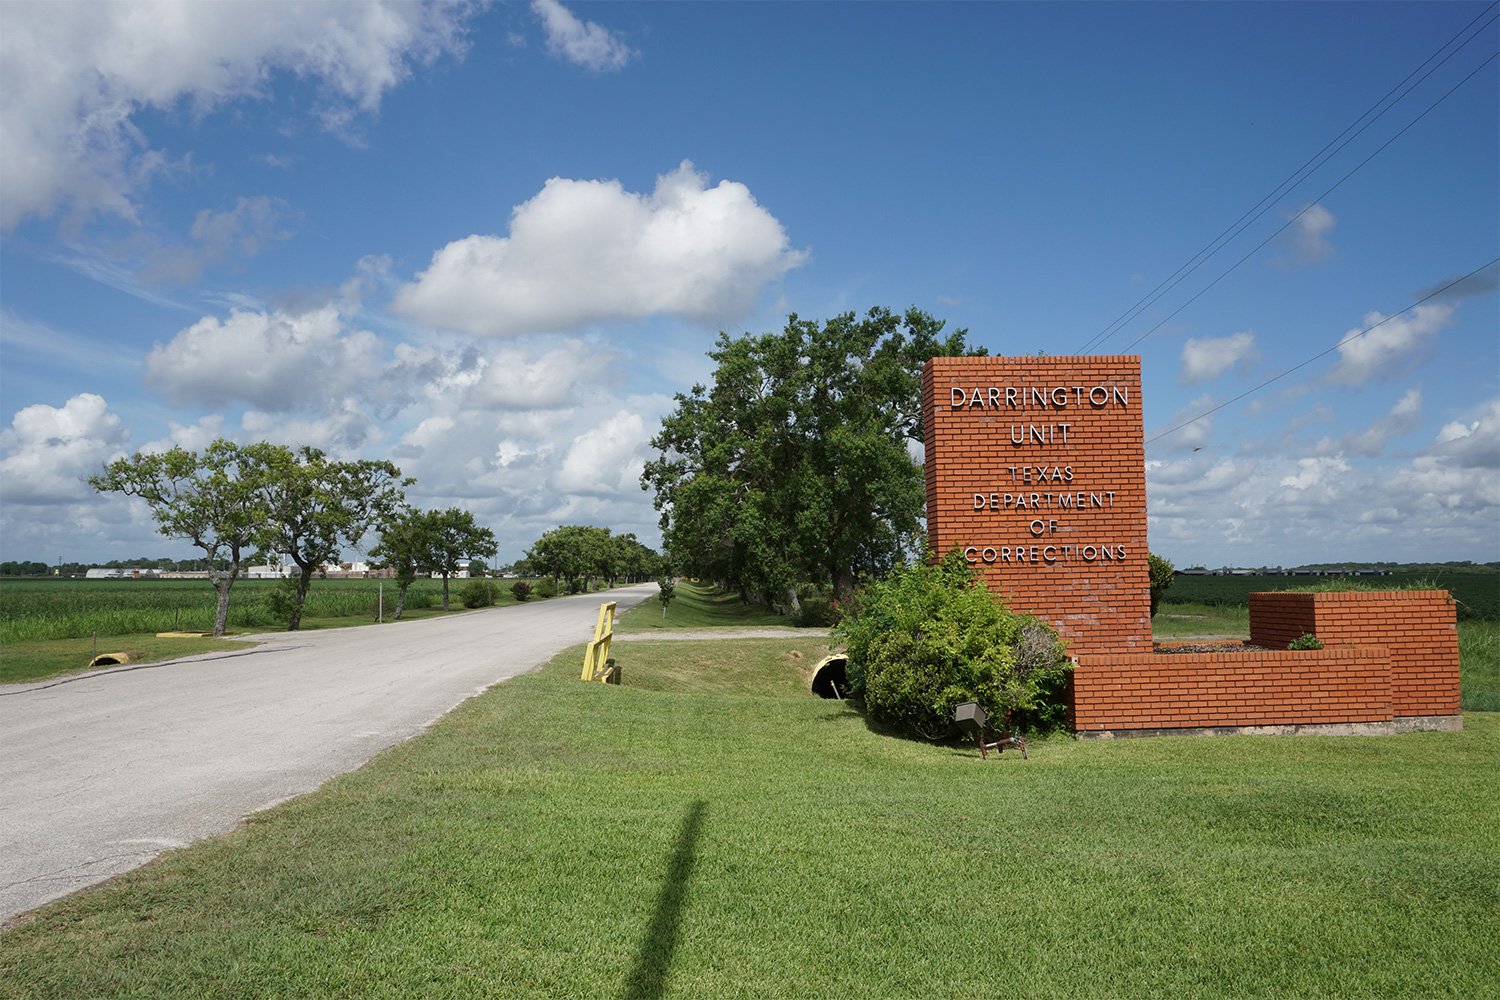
[1428,397,1500,470]
[394,161,808,337]
[1343,387,1423,457]
[1180,330,1256,384]
[1278,203,1336,264]
[1149,394,1216,453]
[0,393,127,504]
[553,409,651,496]
[1327,304,1453,386]
[531,0,634,72]
[143,305,380,411]
[0,0,473,229]
[468,340,614,410]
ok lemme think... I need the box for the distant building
[431,559,472,580]
[84,567,159,579]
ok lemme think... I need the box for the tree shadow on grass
[621,800,706,1000]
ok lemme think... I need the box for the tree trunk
[394,581,409,621]
[210,574,233,637]
[287,566,313,631]
[833,566,856,603]
[784,586,802,615]
[441,571,450,611]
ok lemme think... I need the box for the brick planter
[1249,590,1459,717]
[1073,646,1393,734]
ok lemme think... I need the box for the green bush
[1287,633,1324,650]
[264,578,301,624]
[567,578,586,595]
[458,580,493,609]
[535,578,558,599]
[1148,551,1175,617]
[793,596,839,628]
[510,581,532,602]
[835,550,1070,737]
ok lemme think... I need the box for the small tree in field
[657,577,676,618]
[369,508,430,621]
[241,443,409,630]
[90,439,265,637]
[425,507,498,611]
[1148,551,1175,617]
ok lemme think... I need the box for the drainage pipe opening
[811,654,848,699]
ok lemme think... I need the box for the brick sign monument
[921,354,1460,737]
[922,355,1150,657]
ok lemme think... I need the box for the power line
[1078,3,1500,354]
[1121,49,1497,353]
[1143,257,1499,446]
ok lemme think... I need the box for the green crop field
[0,577,529,642]
[1163,571,1500,621]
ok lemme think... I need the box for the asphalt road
[0,583,655,920]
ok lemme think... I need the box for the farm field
[1162,570,1499,621]
[0,577,547,643]
[1,636,1495,999]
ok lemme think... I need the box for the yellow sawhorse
[581,601,619,683]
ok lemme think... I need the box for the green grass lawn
[616,580,796,632]
[0,633,254,686]
[1459,621,1499,712]
[3,638,1495,999]
[1151,601,1249,638]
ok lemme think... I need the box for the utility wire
[1078,3,1500,354]
[1121,49,1497,353]
[1143,258,1499,446]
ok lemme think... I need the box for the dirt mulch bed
[1153,642,1274,654]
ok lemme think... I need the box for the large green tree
[524,524,659,591]
[370,506,497,615]
[368,507,430,621]
[89,439,266,636]
[241,444,409,630]
[424,507,498,611]
[641,307,981,608]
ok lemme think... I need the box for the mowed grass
[1151,601,1249,638]
[616,580,795,632]
[3,638,1496,999]
[0,634,254,686]
[1459,621,1500,712]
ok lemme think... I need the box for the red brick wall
[922,356,1150,656]
[1249,590,1459,717]
[1073,647,1394,732]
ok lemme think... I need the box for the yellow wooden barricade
[581,601,619,683]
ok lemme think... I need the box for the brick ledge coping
[1076,715,1463,740]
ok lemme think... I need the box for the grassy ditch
[3,638,1496,999]
[617,580,796,633]
[0,634,254,686]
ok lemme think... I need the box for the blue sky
[1,0,1496,569]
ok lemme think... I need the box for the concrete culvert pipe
[88,653,130,667]
[811,654,848,699]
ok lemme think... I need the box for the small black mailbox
[952,700,1027,760]
[954,701,987,732]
